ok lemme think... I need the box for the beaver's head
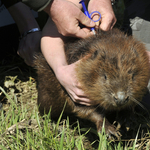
[76,29,150,110]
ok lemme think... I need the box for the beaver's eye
[104,74,107,80]
[132,73,135,80]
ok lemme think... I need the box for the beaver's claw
[98,120,122,140]
[105,124,122,140]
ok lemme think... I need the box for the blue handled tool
[79,0,101,35]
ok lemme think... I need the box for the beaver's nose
[114,92,129,105]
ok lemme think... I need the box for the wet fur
[34,29,150,138]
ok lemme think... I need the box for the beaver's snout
[113,92,129,106]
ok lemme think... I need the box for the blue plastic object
[79,0,101,34]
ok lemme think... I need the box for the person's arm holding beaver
[41,0,96,105]
[41,0,116,106]
[42,17,98,106]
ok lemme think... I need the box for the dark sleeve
[2,0,51,12]
[22,0,51,11]
[1,0,21,8]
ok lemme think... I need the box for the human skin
[41,18,94,106]
[41,0,117,106]
[44,0,96,38]
[87,0,116,30]
[8,2,41,66]
[147,51,150,64]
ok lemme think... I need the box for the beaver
[34,29,150,138]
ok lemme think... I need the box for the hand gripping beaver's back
[34,29,150,138]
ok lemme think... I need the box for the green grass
[0,85,150,150]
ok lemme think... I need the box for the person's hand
[18,31,41,66]
[147,51,150,63]
[55,61,98,106]
[147,51,150,71]
[45,0,95,38]
[87,0,116,31]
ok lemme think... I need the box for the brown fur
[34,29,150,138]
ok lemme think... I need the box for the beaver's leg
[36,69,75,117]
[37,82,75,118]
[73,106,121,139]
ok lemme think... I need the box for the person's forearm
[8,2,40,35]
[41,18,67,74]
[41,37,67,73]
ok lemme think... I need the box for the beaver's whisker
[131,96,150,117]
[94,103,105,113]
[93,103,103,111]
[130,97,145,110]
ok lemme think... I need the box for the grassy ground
[1,58,150,149]
[0,1,150,149]
[0,72,150,149]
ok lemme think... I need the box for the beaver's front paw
[105,124,121,140]
[97,119,122,140]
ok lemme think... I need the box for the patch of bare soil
[0,65,37,111]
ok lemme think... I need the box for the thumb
[78,12,95,28]
[99,14,116,31]
[74,12,95,38]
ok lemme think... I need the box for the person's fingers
[87,0,116,31]
[78,11,95,28]
[69,93,98,106]
[147,51,150,61]
[99,14,116,31]
[74,12,95,38]
[75,27,95,38]
[67,86,99,106]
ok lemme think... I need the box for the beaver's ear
[131,46,139,57]
[90,50,98,60]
